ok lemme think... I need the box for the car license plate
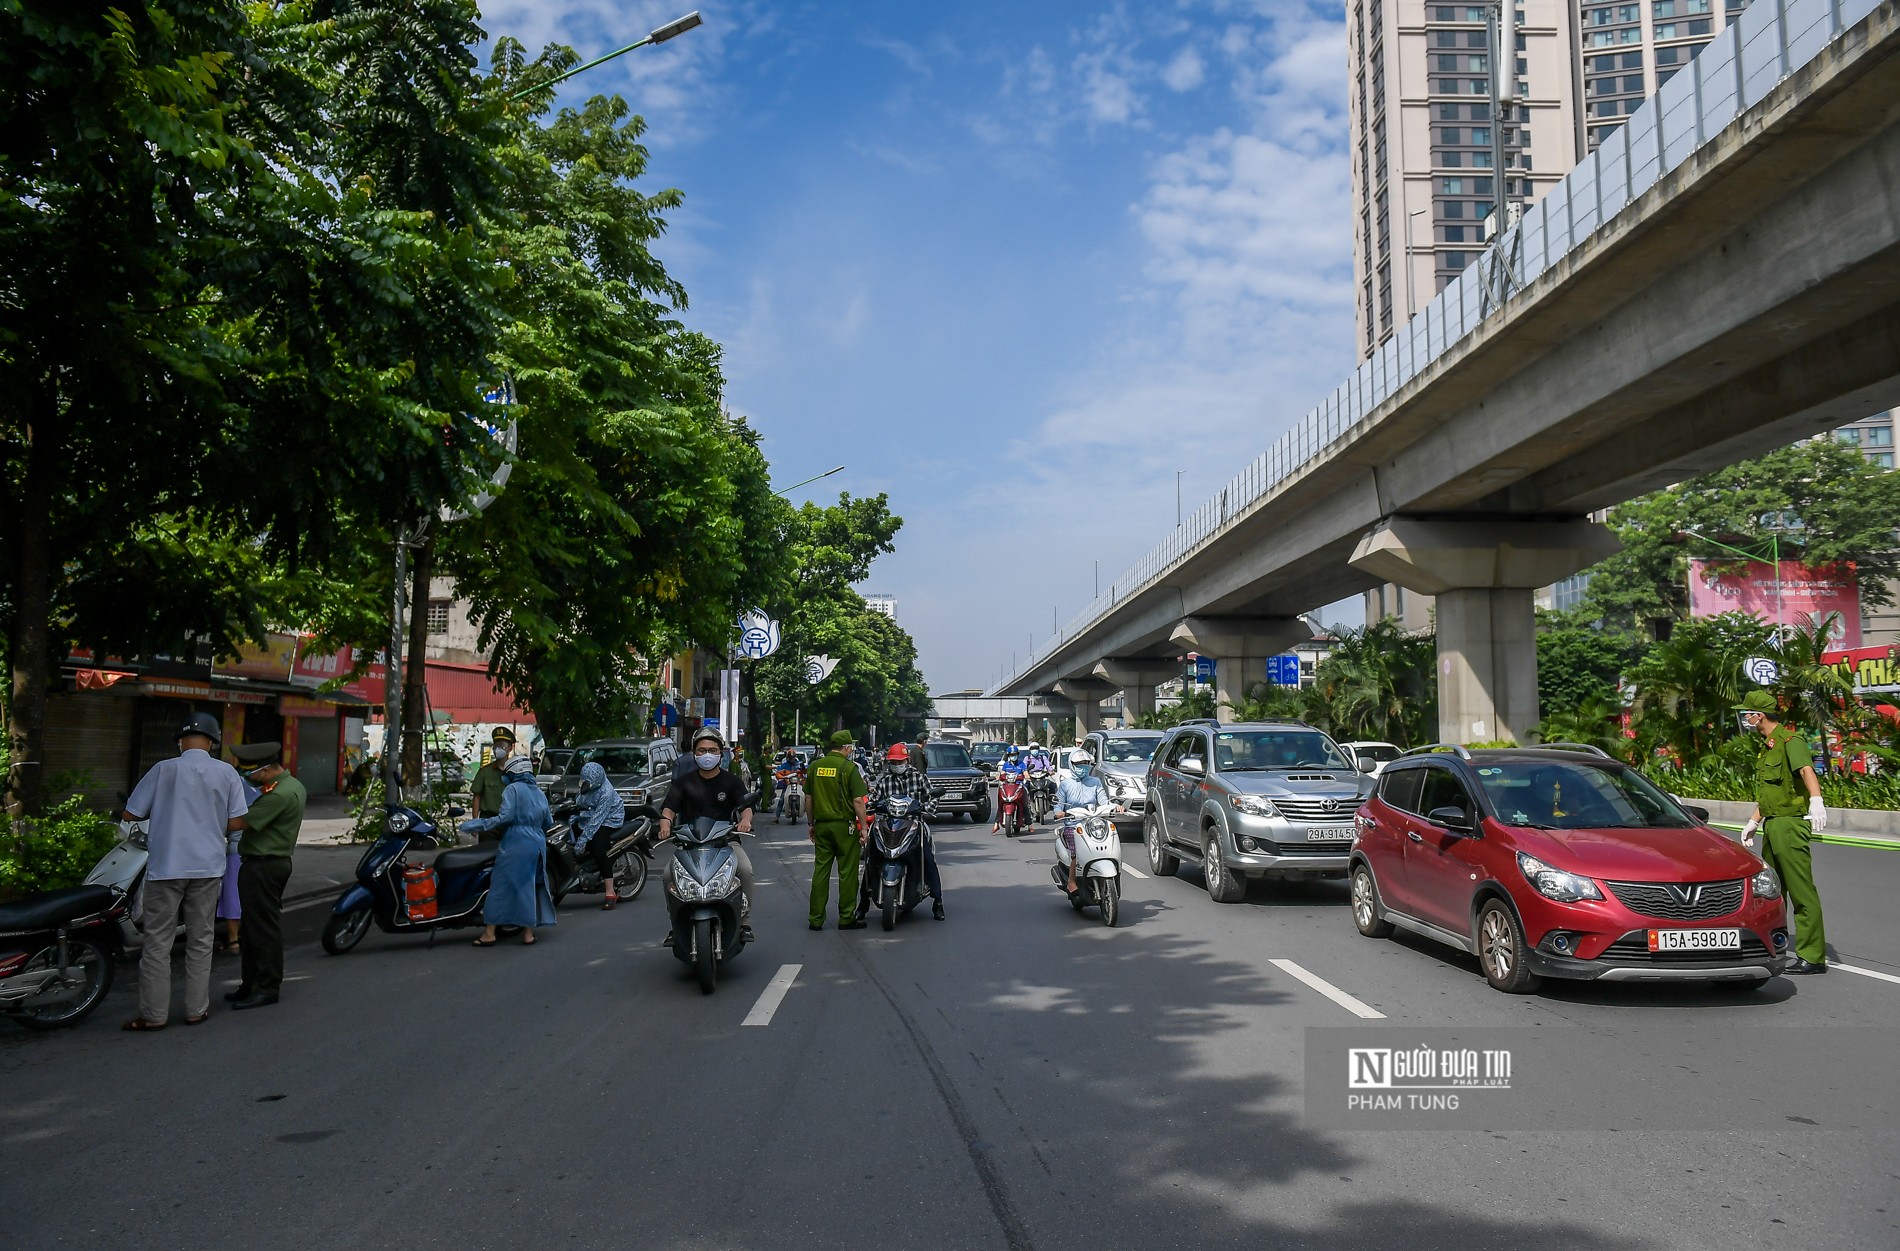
[943,789,965,799]
[1648,928,1741,952]
[1305,824,1356,841]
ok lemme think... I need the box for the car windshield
[1472,760,1697,829]
[970,742,1009,760]
[1100,737,1160,764]
[571,745,648,776]
[925,743,973,770]
[1211,730,1353,771]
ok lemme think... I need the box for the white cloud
[1163,46,1206,91]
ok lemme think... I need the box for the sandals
[600,898,617,911]
[471,935,498,947]
[520,932,536,945]
[122,1018,167,1032]
[183,1012,209,1026]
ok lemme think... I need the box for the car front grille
[1271,795,1360,821]
[1599,931,1771,964]
[1253,837,1354,856]
[1605,879,1745,921]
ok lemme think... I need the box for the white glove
[1808,796,1827,833]
[1739,817,1759,849]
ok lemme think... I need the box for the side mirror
[446,804,467,818]
[1180,757,1205,775]
[1684,803,1711,822]
[1426,805,1475,833]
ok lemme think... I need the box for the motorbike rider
[1024,740,1057,815]
[992,748,1027,833]
[864,744,946,920]
[657,728,756,942]
[1052,750,1122,895]
[772,745,805,820]
[571,760,625,910]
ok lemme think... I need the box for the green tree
[1625,612,1773,763]
[1135,689,1216,730]
[1581,439,1900,634]
[1536,608,1637,713]
[1303,621,1437,745]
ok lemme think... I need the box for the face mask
[1738,713,1763,734]
[695,752,722,771]
[1074,764,1092,780]
[241,764,271,782]
[493,744,511,762]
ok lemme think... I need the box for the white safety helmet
[1027,740,1041,749]
[1070,749,1095,766]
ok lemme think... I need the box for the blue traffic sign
[1194,656,1216,685]
[652,702,679,728]
[1266,654,1301,686]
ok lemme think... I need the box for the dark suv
[1145,720,1371,901]
[922,740,990,823]
[549,738,679,810]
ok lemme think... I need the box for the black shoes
[933,900,946,920]
[223,986,252,1003]
[228,991,279,1010]
[808,922,824,931]
[740,926,756,942]
[662,933,675,947]
[840,918,868,930]
[1785,959,1829,975]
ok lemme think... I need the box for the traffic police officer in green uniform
[227,741,306,1009]
[469,727,516,840]
[807,730,869,931]
[1735,690,1829,974]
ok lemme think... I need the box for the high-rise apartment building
[1833,410,1897,469]
[1574,0,1753,153]
[1348,1,1583,360]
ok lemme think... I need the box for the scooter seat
[432,844,500,874]
[0,884,116,931]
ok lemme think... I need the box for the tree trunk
[400,534,434,789]
[6,383,59,818]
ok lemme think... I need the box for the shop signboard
[1687,558,1861,647]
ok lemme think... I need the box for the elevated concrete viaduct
[993,1,1900,744]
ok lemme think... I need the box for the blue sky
[483,0,1360,692]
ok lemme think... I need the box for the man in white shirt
[120,711,250,1030]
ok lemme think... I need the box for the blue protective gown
[462,774,557,928]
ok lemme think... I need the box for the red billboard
[1687,558,1861,647]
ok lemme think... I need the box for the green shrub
[0,796,120,899]
[1654,759,1900,810]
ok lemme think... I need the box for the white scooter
[83,821,164,948]
[1051,801,1124,927]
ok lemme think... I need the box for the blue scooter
[321,804,491,954]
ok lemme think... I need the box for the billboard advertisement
[1687,558,1861,647]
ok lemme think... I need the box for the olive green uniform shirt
[806,750,867,825]
[471,761,507,818]
[1753,725,1814,819]
[238,773,307,858]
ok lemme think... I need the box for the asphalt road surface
[2,815,1896,1251]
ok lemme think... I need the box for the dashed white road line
[1120,863,1148,879]
[1829,961,1900,985]
[1268,958,1386,1019]
[742,963,803,1026]
[282,895,337,914]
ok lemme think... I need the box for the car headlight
[1230,794,1278,818]
[387,810,413,835]
[1516,852,1602,902]
[1750,865,1783,901]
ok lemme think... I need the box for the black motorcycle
[0,884,128,1030]
[663,811,753,994]
[862,796,930,932]
[547,803,654,904]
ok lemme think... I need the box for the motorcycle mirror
[446,804,467,818]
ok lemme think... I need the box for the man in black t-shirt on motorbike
[657,728,756,940]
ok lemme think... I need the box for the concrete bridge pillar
[1349,519,1620,745]
[1169,617,1316,714]
[1053,679,1115,739]
[1092,660,1179,724]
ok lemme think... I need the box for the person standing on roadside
[461,750,557,946]
[807,730,869,931]
[469,727,516,838]
[1735,690,1829,975]
[225,741,305,1010]
[120,712,249,1031]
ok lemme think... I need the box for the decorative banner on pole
[804,655,840,685]
[737,611,782,660]
[1743,656,1780,686]
[440,380,517,523]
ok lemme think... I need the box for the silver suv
[1079,729,1167,835]
[1144,720,1372,901]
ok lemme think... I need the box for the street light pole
[773,464,844,497]
[508,11,703,101]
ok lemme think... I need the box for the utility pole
[1481,0,1523,313]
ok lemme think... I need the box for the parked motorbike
[321,805,491,953]
[996,774,1032,837]
[663,811,753,994]
[546,803,654,903]
[83,820,157,949]
[0,884,129,1030]
[862,796,931,931]
[1051,801,1124,927]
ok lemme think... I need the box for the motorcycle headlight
[387,810,413,835]
[1750,865,1783,901]
[1230,794,1278,818]
[1516,852,1602,902]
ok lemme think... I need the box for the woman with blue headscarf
[571,760,626,909]
[460,752,557,945]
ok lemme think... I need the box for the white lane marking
[1829,961,1900,985]
[282,895,338,914]
[1120,863,1148,879]
[742,963,803,1026]
[1268,958,1386,1019]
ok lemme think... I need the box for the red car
[1349,746,1790,993]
